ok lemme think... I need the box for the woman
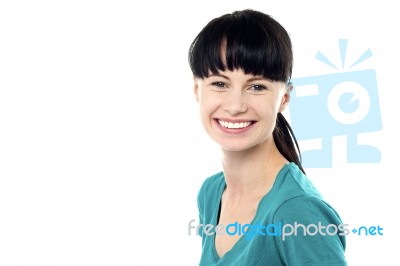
[188,9,347,265]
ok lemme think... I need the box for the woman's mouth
[216,119,254,129]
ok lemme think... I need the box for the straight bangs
[188,10,293,82]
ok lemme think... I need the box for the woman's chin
[216,141,257,152]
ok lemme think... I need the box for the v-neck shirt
[197,163,347,265]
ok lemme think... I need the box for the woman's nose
[222,91,248,115]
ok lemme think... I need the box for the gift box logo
[289,39,382,168]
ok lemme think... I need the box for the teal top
[197,163,347,265]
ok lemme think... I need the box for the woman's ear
[193,77,200,103]
[279,83,293,113]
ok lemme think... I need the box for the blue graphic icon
[289,39,382,168]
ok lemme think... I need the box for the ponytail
[273,113,306,175]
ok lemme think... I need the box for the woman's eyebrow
[247,76,270,82]
[209,73,230,80]
[208,74,272,83]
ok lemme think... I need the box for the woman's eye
[211,82,226,88]
[250,85,267,92]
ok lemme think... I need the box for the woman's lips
[217,119,253,129]
[214,119,256,133]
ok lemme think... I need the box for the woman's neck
[221,139,288,205]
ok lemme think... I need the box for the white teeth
[218,120,252,129]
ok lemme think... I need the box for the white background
[0,0,399,265]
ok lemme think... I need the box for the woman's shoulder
[197,171,225,202]
[201,171,224,189]
[271,163,343,223]
[275,163,323,200]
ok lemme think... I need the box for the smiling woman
[188,9,348,266]
[194,70,289,154]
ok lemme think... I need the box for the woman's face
[194,69,290,152]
